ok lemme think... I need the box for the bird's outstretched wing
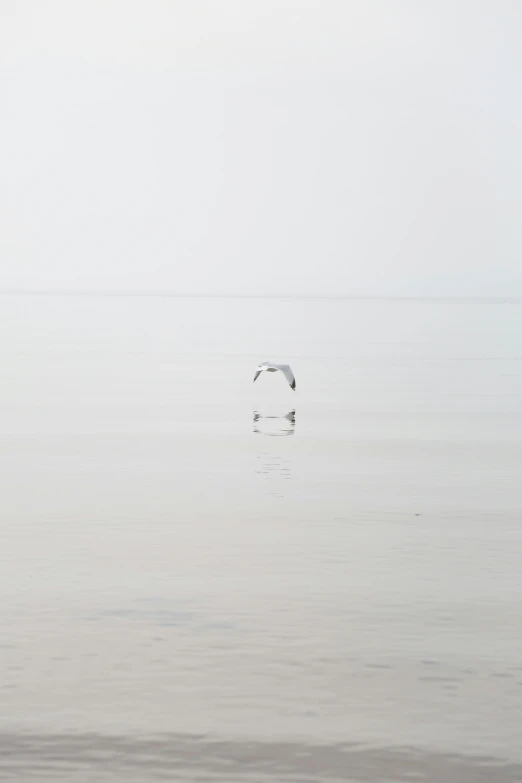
[253,368,262,383]
[279,364,296,390]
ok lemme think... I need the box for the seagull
[253,362,296,390]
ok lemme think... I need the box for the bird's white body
[253,362,296,390]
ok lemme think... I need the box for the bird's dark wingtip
[291,381,296,390]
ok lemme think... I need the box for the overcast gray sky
[1,0,521,296]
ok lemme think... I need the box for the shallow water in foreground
[1,295,521,781]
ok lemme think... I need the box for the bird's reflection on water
[253,411,294,495]
[253,410,295,437]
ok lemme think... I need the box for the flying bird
[253,362,296,390]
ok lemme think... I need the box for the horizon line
[0,289,520,302]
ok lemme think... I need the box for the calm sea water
[1,294,522,782]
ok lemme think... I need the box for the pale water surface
[1,295,522,781]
